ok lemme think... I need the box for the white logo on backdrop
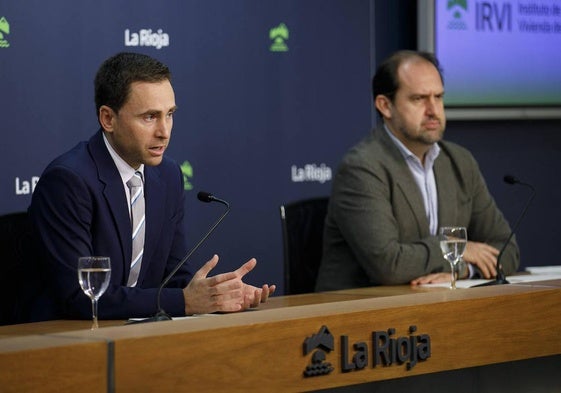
[125,28,169,50]
[15,176,39,195]
[291,163,332,184]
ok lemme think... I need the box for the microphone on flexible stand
[473,175,535,287]
[127,191,230,324]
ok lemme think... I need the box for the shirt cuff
[467,263,475,279]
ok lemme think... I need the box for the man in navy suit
[28,52,275,321]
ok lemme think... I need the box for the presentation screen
[418,0,561,119]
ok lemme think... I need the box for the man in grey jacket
[316,50,519,291]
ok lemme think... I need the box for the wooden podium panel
[45,282,561,392]
[1,281,560,392]
[0,335,109,393]
[0,319,123,337]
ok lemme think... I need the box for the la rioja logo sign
[303,325,431,377]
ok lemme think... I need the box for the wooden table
[0,334,109,392]
[1,281,560,392]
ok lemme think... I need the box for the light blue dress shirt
[384,125,440,236]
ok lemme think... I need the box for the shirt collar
[383,124,440,167]
[103,133,144,184]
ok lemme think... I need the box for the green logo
[447,0,468,30]
[269,23,289,52]
[447,0,468,16]
[180,161,194,191]
[0,17,10,48]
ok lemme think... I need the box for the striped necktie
[126,171,145,287]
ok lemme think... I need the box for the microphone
[473,175,535,287]
[127,191,230,324]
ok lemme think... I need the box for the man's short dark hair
[371,50,443,116]
[94,52,171,117]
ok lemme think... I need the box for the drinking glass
[439,227,467,289]
[78,256,111,329]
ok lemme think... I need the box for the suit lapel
[377,127,430,236]
[139,165,166,284]
[434,150,457,228]
[88,131,131,282]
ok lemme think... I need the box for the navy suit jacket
[28,130,191,321]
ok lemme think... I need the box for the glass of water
[439,227,467,289]
[78,256,111,329]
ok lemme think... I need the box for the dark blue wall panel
[0,1,374,293]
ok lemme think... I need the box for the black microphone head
[503,175,519,185]
[197,191,214,203]
[197,191,230,208]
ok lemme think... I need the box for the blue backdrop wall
[0,1,375,293]
[1,1,560,294]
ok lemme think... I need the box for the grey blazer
[316,125,519,291]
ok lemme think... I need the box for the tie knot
[127,172,143,189]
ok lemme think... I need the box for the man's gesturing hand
[182,255,275,315]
